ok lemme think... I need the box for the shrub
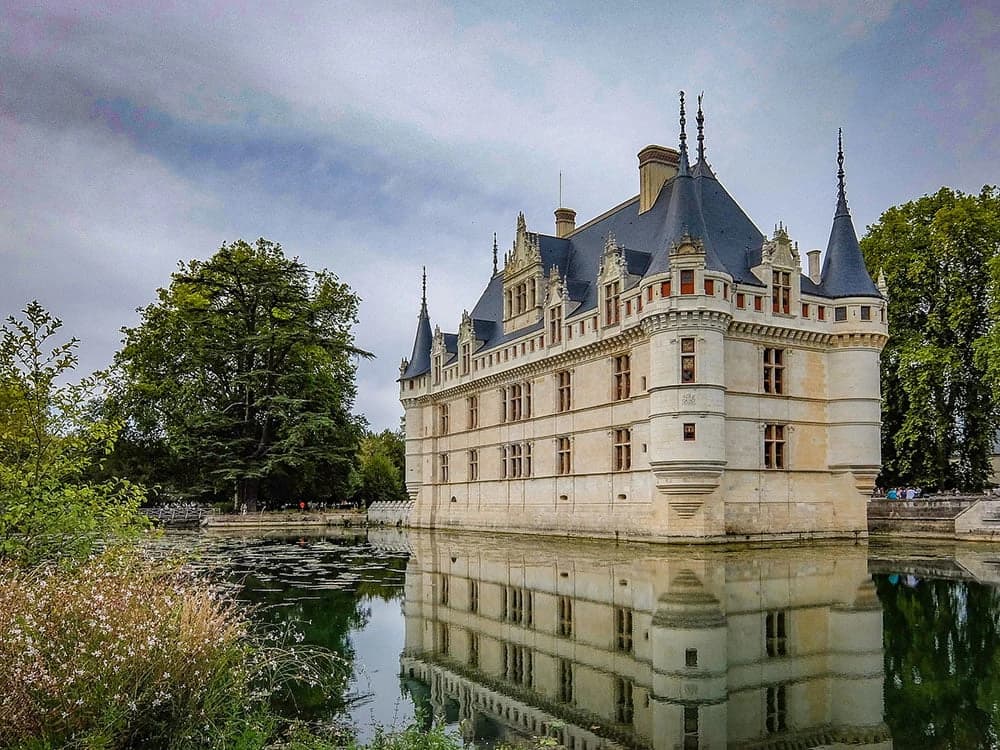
[0,552,346,749]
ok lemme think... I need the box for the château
[399,93,887,541]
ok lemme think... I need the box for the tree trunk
[238,477,260,513]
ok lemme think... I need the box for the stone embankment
[868,496,1000,540]
[203,509,364,529]
[366,500,413,526]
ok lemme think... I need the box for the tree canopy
[861,186,1000,491]
[0,302,144,564]
[112,239,370,509]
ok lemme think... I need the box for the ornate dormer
[457,310,478,376]
[598,233,628,327]
[431,325,445,385]
[544,266,568,345]
[502,212,544,334]
[752,223,801,316]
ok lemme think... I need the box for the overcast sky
[2,1,998,430]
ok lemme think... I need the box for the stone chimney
[637,145,680,214]
[807,249,822,284]
[554,207,576,238]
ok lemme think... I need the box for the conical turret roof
[401,268,433,379]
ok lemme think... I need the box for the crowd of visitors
[882,486,922,500]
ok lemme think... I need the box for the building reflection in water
[399,530,891,749]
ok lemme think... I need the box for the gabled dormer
[502,212,544,334]
[431,325,445,386]
[668,232,707,296]
[598,233,628,327]
[544,266,568,345]
[752,223,801,316]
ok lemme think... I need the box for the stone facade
[400,529,891,749]
[400,97,888,541]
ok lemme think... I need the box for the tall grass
[0,552,347,749]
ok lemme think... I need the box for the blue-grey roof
[819,192,881,298]
[401,302,432,379]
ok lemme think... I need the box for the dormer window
[771,271,791,314]
[604,281,621,326]
[548,304,563,344]
[433,354,442,385]
[461,343,471,375]
[680,270,694,295]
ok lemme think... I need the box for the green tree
[113,239,370,510]
[861,187,1000,491]
[353,429,407,506]
[0,302,144,564]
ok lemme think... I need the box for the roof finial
[492,233,498,274]
[836,128,849,215]
[421,265,427,310]
[696,91,705,163]
[678,90,690,175]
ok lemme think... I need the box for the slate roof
[401,298,432,379]
[402,116,880,373]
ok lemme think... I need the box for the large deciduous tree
[861,187,1000,491]
[113,239,370,509]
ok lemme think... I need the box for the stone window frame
[438,452,449,483]
[763,348,785,395]
[763,423,786,469]
[603,280,622,327]
[613,427,632,471]
[680,337,696,383]
[613,353,631,401]
[468,448,478,481]
[556,369,572,412]
[557,436,572,475]
[467,394,479,429]
[771,270,791,315]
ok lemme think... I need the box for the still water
[163,527,1000,749]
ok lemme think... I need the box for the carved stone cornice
[727,320,833,348]
[640,308,732,335]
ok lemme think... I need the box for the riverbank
[204,509,365,529]
[868,496,1000,541]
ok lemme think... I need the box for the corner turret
[819,130,880,298]
[401,267,433,380]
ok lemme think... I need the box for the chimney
[637,145,680,214]
[554,207,576,238]
[807,249,822,283]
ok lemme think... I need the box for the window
[683,706,699,750]
[683,423,696,441]
[613,429,632,471]
[557,370,572,412]
[433,355,442,385]
[559,659,574,703]
[861,304,871,320]
[625,299,632,316]
[504,586,533,626]
[461,343,471,375]
[723,283,730,300]
[772,270,791,314]
[502,443,533,478]
[614,354,631,400]
[439,453,449,482]
[469,580,479,613]
[439,574,449,605]
[835,305,847,321]
[438,623,449,655]
[467,395,478,429]
[438,404,449,434]
[468,449,479,481]
[661,280,671,297]
[469,632,479,668]
[764,424,785,469]
[766,685,787,734]
[763,348,784,394]
[503,382,532,422]
[514,282,527,315]
[765,610,787,656]
[558,595,573,637]
[503,642,533,686]
[549,304,563,344]
[604,281,621,326]
[754,295,764,312]
[647,286,653,302]
[685,648,698,667]
[615,606,634,652]
[615,677,634,724]
[557,437,572,475]
[736,292,746,309]
[818,306,826,321]
[680,269,695,295]
[681,337,696,383]
[801,303,809,317]
[704,279,715,295]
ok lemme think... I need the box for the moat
[159,528,1000,749]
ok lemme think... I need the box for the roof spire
[421,265,427,312]
[696,91,705,163]
[836,128,848,216]
[678,90,690,175]
[492,233,498,274]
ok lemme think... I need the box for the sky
[2,1,998,430]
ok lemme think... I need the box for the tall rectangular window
[557,437,572,475]
[468,631,479,668]
[683,706,699,750]
[661,280,671,297]
[818,305,826,321]
[765,610,788,656]
[558,595,573,637]
[549,304,563,344]
[680,269,695,295]
[736,292,746,309]
[503,643,533,686]
[766,685,787,734]
[754,295,763,312]
[763,348,784,394]
[704,278,715,295]
[461,343,471,375]
[469,580,479,613]
[615,677,634,723]
[509,384,522,421]
[468,449,478,481]
[681,337,696,383]
[615,606,634,652]
[467,394,479,429]
[613,428,632,471]
[439,574,449,605]
[772,270,791,314]
[614,354,631,400]
[438,403,449,434]
[764,424,786,469]
[439,453,449,482]
[604,281,621,326]
[559,659,574,704]
[557,370,572,412]
[801,303,810,318]
[438,623,449,655]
